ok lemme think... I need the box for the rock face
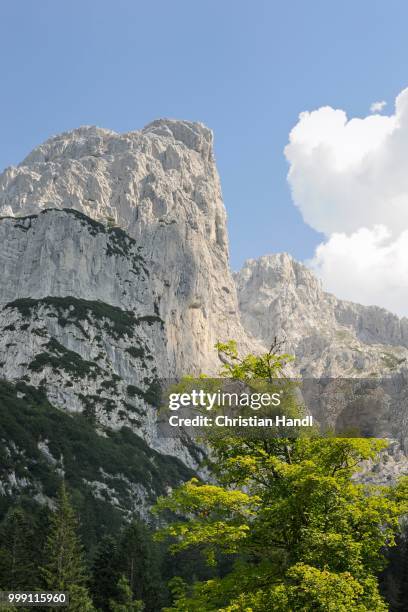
[0,209,164,419]
[0,121,255,375]
[0,209,198,511]
[0,120,260,515]
[0,210,156,320]
[235,253,408,377]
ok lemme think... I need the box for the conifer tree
[0,506,38,589]
[117,519,164,612]
[66,585,95,612]
[41,482,95,610]
[90,535,121,611]
[41,482,86,590]
[109,575,144,612]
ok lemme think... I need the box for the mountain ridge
[1,119,408,508]
[235,252,408,377]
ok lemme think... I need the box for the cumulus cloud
[285,87,408,316]
[308,226,408,316]
[370,100,387,113]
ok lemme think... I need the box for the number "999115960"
[0,591,68,607]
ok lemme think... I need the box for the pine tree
[41,482,86,590]
[109,575,144,612]
[41,482,95,610]
[117,519,164,612]
[0,506,38,589]
[90,535,121,611]
[66,585,95,612]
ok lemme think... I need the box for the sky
[1,1,408,314]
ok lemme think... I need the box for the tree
[109,575,144,612]
[41,482,95,610]
[155,341,408,611]
[91,535,121,611]
[0,506,38,589]
[66,585,95,612]
[117,519,164,612]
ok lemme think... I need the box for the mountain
[1,119,407,516]
[0,209,195,518]
[235,253,408,378]
[0,121,256,376]
[235,254,408,483]
[0,120,258,522]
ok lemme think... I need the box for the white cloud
[285,87,408,316]
[307,226,408,316]
[370,100,387,113]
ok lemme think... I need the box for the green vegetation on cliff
[5,297,141,340]
[0,380,193,551]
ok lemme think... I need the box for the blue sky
[1,0,408,270]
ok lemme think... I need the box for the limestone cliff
[0,119,257,512]
[235,253,408,377]
[0,120,256,376]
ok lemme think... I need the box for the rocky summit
[235,253,408,378]
[0,120,255,377]
[1,119,408,511]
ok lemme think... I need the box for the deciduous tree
[155,341,408,611]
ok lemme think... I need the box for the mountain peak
[142,118,213,153]
[17,119,214,168]
[237,252,322,296]
[0,118,252,376]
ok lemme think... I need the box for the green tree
[155,341,408,611]
[41,482,94,610]
[109,575,144,612]
[91,535,121,611]
[117,519,164,612]
[0,506,38,589]
[67,585,95,612]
